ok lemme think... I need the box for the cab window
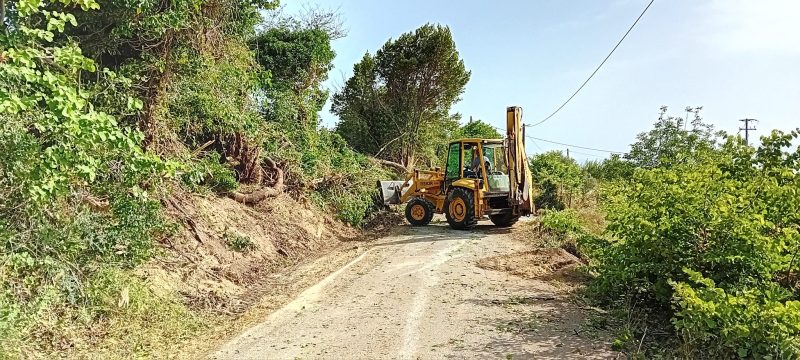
[445,143,461,180]
[483,145,508,174]
[463,142,482,178]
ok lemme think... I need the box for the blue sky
[283,0,799,161]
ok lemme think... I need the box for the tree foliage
[583,154,635,182]
[585,129,800,357]
[248,13,388,226]
[332,23,470,168]
[625,106,723,169]
[452,118,501,139]
[529,151,583,210]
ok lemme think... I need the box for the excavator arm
[505,106,535,215]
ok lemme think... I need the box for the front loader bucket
[377,180,405,205]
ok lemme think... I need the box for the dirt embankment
[124,191,403,358]
[148,192,357,314]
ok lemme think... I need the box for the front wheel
[445,187,477,230]
[405,198,435,226]
[489,213,519,227]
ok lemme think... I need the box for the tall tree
[332,23,470,169]
[453,118,501,139]
[625,106,723,169]
[251,27,335,126]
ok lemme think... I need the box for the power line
[486,123,622,155]
[528,137,545,152]
[530,0,655,127]
[566,149,609,158]
[526,135,623,154]
[530,140,609,158]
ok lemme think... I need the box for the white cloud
[703,0,800,56]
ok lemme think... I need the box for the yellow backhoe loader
[378,106,534,230]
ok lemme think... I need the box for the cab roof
[450,138,504,145]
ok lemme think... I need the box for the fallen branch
[190,139,216,157]
[229,157,284,205]
[370,157,407,174]
[164,196,205,244]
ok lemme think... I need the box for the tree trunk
[371,157,407,174]
[1,0,6,35]
[229,157,284,205]
[140,36,175,151]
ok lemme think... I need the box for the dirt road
[211,219,615,359]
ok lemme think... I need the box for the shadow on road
[454,294,612,359]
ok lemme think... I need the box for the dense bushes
[529,108,800,357]
[0,0,386,356]
[0,1,181,354]
[583,130,800,357]
[529,151,584,210]
[672,271,800,358]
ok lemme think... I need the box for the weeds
[224,232,258,253]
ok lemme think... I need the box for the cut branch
[229,157,284,205]
[370,157,408,174]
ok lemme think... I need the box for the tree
[332,23,470,169]
[453,118,501,139]
[65,0,279,151]
[529,151,583,210]
[583,154,635,182]
[252,27,335,126]
[625,106,723,169]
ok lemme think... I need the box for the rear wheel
[445,187,477,230]
[489,213,519,227]
[405,198,434,226]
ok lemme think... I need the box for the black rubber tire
[489,213,520,227]
[405,198,435,226]
[445,187,477,230]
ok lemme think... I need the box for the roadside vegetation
[2,0,796,357]
[0,0,390,357]
[528,107,800,358]
[0,0,490,355]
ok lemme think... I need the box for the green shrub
[181,152,239,193]
[591,139,799,301]
[586,130,800,355]
[529,151,584,210]
[538,209,584,239]
[0,195,174,355]
[224,232,257,253]
[672,270,800,358]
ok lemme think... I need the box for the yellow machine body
[378,107,535,230]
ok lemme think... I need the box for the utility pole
[739,118,758,145]
[566,148,570,160]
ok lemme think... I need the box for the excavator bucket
[377,180,405,205]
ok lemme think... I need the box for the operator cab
[445,139,510,193]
